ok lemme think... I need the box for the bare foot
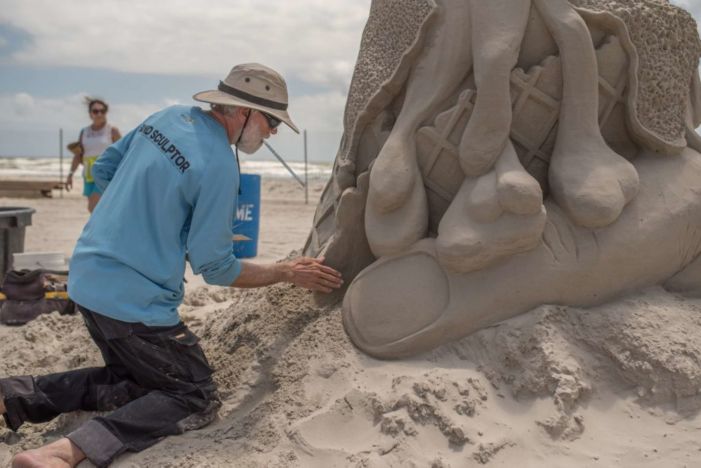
[12,438,85,468]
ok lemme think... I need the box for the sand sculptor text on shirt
[138,124,191,173]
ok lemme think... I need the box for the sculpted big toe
[343,247,448,357]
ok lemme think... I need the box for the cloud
[0,91,163,134]
[0,0,370,94]
[291,91,347,132]
[12,92,34,116]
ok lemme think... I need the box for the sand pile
[2,285,701,466]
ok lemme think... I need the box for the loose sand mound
[2,286,701,467]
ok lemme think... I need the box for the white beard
[237,121,265,154]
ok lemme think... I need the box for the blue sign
[233,173,261,258]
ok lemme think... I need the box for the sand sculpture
[304,0,701,358]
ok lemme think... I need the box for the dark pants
[0,305,220,467]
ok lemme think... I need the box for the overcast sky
[0,0,699,162]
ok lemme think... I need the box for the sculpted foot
[368,135,420,214]
[535,0,639,227]
[549,143,639,228]
[458,0,530,176]
[495,139,544,215]
[458,113,509,177]
[362,0,473,256]
[367,0,472,214]
[436,140,545,273]
[366,159,429,257]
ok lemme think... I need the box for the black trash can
[0,207,35,282]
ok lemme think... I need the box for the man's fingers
[294,274,342,292]
[296,262,342,277]
[311,270,342,283]
[301,280,332,293]
[322,273,343,285]
[295,256,341,276]
[314,281,334,293]
[290,256,343,292]
[318,265,342,277]
[301,271,342,286]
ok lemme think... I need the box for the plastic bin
[232,174,261,258]
[0,207,35,281]
[13,251,68,272]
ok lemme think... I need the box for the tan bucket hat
[193,63,299,133]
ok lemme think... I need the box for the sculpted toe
[343,251,448,357]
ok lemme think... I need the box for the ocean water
[0,156,332,180]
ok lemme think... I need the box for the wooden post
[304,129,308,205]
[59,128,64,198]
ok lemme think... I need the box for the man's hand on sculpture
[232,257,342,292]
[284,256,343,293]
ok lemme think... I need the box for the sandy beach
[1,177,701,467]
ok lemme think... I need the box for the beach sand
[1,177,701,467]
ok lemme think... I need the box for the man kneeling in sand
[0,63,343,468]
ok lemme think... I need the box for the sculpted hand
[286,256,343,293]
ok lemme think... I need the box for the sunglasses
[260,111,281,130]
[91,108,107,115]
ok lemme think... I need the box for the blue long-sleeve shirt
[68,105,242,326]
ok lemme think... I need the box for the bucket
[12,251,69,272]
[232,173,261,258]
[0,207,35,281]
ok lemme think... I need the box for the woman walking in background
[66,98,121,212]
